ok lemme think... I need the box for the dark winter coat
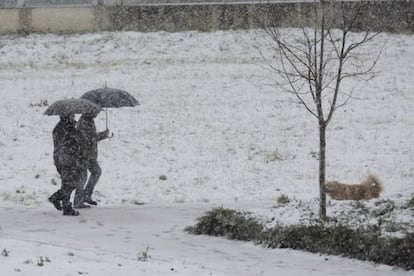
[77,115,107,161]
[53,117,87,171]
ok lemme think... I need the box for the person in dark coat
[48,114,87,216]
[76,112,109,207]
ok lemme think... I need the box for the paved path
[0,203,412,276]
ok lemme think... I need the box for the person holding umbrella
[44,98,102,216]
[48,113,87,216]
[75,112,110,207]
[77,85,139,207]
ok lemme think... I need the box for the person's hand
[104,129,110,138]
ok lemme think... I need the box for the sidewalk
[0,203,410,276]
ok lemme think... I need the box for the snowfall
[0,28,413,276]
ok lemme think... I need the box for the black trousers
[85,159,102,200]
[52,164,86,210]
[75,159,102,205]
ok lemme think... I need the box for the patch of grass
[186,207,414,270]
[1,191,40,205]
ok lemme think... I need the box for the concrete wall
[30,8,96,32]
[0,1,413,34]
[0,9,19,32]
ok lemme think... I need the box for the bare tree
[259,0,382,220]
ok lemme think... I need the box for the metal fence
[0,0,396,8]
[0,0,93,8]
[1,0,412,33]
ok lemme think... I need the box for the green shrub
[260,223,383,262]
[372,199,396,217]
[185,207,263,241]
[186,208,414,270]
[406,197,414,208]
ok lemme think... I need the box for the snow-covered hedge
[186,207,414,270]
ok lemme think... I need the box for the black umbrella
[80,86,139,128]
[44,98,103,116]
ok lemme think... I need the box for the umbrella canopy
[44,98,103,116]
[80,87,139,108]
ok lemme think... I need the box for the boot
[74,203,91,209]
[63,203,80,216]
[48,192,63,211]
[63,208,80,216]
[84,198,98,206]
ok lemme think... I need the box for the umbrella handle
[106,108,108,129]
[105,108,114,139]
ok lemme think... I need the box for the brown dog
[325,174,383,200]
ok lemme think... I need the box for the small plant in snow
[277,194,290,205]
[29,99,48,107]
[137,247,151,262]
[37,257,44,266]
[265,149,284,163]
[2,249,9,257]
[1,192,12,201]
[37,256,51,266]
[51,177,58,186]
[16,186,25,194]
[309,150,319,160]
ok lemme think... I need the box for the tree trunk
[319,121,327,221]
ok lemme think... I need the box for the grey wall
[0,1,413,34]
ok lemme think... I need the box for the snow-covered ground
[0,30,413,275]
